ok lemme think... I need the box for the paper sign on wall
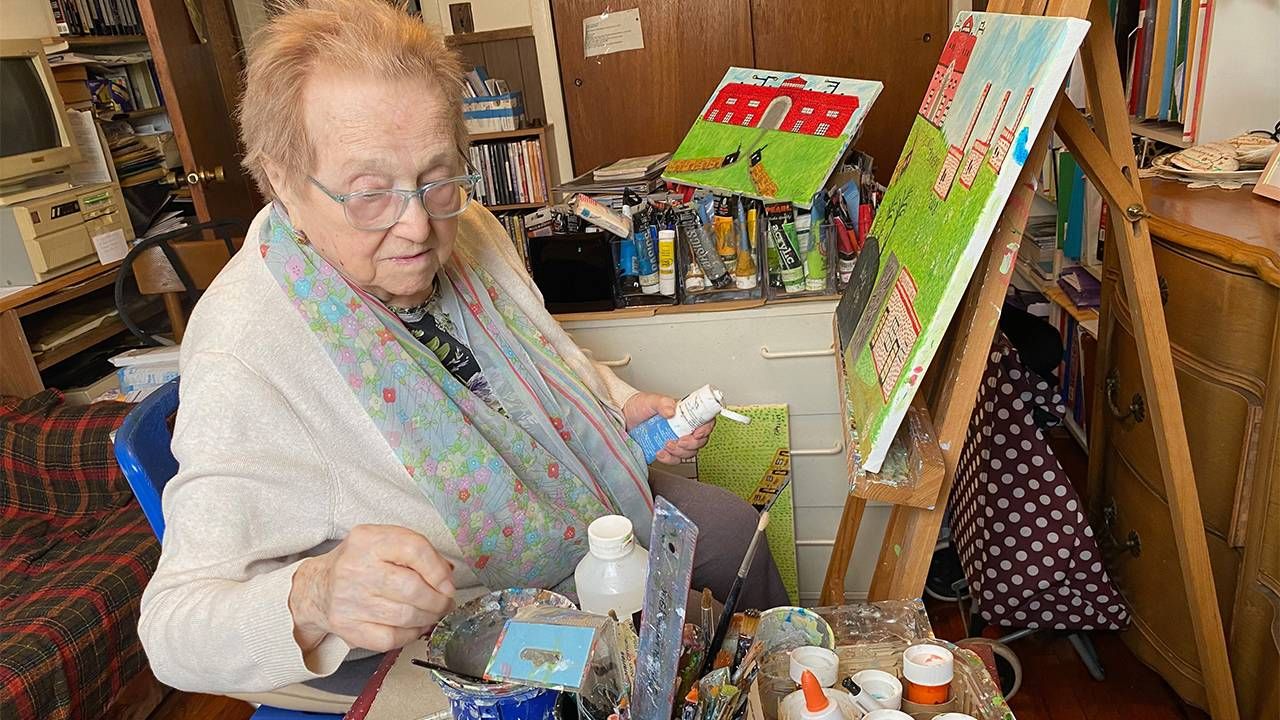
[583,8,644,58]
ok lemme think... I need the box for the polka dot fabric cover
[951,335,1129,631]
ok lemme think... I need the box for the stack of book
[496,213,528,267]
[103,122,165,187]
[470,137,547,208]
[50,52,164,117]
[1111,0,1212,131]
[554,155,669,213]
[49,0,144,36]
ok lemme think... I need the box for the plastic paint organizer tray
[757,599,1013,720]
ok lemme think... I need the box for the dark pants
[649,467,790,613]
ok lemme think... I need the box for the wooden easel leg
[821,494,867,606]
[867,504,912,601]
[1046,4,1241,718]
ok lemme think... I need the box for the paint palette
[756,606,836,654]
[426,588,575,686]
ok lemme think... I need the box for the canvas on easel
[838,13,1090,473]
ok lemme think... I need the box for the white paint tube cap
[902,643,955,687]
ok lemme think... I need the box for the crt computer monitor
[0,38,79,188]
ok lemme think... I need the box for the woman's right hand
[288,524,457,653]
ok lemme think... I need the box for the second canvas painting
[838,12,1091,473]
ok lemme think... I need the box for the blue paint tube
[616,205,641,292]
[634,205,660,294]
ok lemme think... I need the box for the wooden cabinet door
[137,0,259,225]
[750,0,950,185]
[551,0,755,175]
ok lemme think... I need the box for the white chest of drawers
[561,300,890,603]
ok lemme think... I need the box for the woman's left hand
[622,392,716,464]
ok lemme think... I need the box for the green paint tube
[765,202,805,293]
[798,214,828,291]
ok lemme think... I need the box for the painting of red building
[701,76,861,138]
[919,16,980,128]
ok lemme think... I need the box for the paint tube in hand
[765,202,805,293]
[681,205,732,289]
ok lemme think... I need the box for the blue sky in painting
[939,13,1090,148]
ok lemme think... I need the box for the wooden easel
[819,1,1241,718]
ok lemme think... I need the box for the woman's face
[274,70,461,307]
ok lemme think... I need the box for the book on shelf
[469,136,547,208]
[51,0,145,37]
[1112,0,1214,138]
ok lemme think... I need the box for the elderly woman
[137,0,786,711]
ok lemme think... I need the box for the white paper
[92,228,129,264]
[67,109,114,186]
[583,8,644,58]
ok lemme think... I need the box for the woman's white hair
[238,0,467,200]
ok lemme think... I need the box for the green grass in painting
[665,120,845,204]
[843,116,1005,462]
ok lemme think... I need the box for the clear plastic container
[575,515,649,617]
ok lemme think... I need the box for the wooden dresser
[1090,178,1279,718]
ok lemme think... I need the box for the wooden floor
[927,598,1208,720]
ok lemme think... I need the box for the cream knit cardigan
[137,203,639,693]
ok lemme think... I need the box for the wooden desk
[0,262,160,397]
[1091,178,1279,719]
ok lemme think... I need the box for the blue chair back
[114,378,181,540]
[114,378,343,719]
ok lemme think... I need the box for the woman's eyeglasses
[308,173,481,231]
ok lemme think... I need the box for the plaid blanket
[1,391,159,720]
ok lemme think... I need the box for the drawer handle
[1101,498,1142,558]
[1105,370,1145,423]
[597,354,632,368]
[1158,275,1169,306]
[792,440,844,456]
[760,344,835,360]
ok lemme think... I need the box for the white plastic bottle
[574,515,649,617]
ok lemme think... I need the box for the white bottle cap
[789,646,839,688]
[902,643,954,687]
[587,515,635,560]
[933,715,979,720]
[862,711,913,720]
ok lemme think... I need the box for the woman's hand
[622,392,716,464]
[288,524,456,653]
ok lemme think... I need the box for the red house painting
[919,16,980,128]
[701,76,860,138]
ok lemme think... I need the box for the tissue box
[110,345,180,398]
[463,92,525,134]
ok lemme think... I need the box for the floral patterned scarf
[260,206,653,590]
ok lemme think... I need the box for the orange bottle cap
[801,669,829,712]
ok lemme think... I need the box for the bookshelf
[65,34,148,48]
[468,126,551,261]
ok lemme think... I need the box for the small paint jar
[850,669,903,710]
[901,643,954,705]
[862,710,913,720]
[789,646,840,688]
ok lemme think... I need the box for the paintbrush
[730,640,764,686]
[699,588,715,644]
[699,510,771,677]
[409,657,490,685]
[711,613,743,670]
[730,609,760,673]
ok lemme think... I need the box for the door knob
[186,166,226,185]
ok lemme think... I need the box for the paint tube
[684,240,708,290]
[570,193,631,238]
[713,195,736,263]
[616,205,641,293]
[679,205,732,289]
[733,196,758,289]
[632,204,660,294]
[766,202,805,293]
[798,213,828,291]
[658,229,677,296]
[644,212,663,294]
